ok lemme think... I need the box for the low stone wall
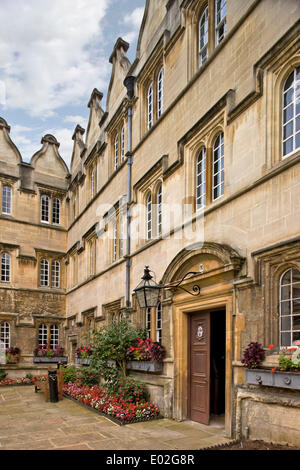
[236,386,300,447]
[1,364,59,379]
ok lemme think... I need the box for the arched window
[146,192,152,240]
[198,5,208,67]
[121,126,125,162]
[39,324,48,346]
[156,183,162,236]
[51,260,60,289]
[156,302,162,343]
[114,134,119,170]
[40,259,49,287]
[0,322,10,349]
[147,83,153,130]
[119,215,124,258]
[146,307,151,339]
[157,68,164,118]
[1,253,10,283]
[2,185,12,215]
[215,0,226,46]
[279,268,300,347]
[212,132,224,201]
[41,195,50,223]
[50,325,59,349]
[282,66,300,158]
[196,148,206,209]
[52,198,60,225]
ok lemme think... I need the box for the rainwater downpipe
[126,106,133,308]
[124,75,135,308]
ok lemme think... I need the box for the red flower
[271,367,277,373]
[268,344,274,349]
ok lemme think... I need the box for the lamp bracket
[162,272,200,297]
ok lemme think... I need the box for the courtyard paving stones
[0,386,232,450]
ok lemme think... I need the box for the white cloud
[123,7,144,44]
[0,0,110,118]
[9,125,40,162]
[64,115,88,129]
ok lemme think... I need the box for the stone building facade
[1,0,300,445]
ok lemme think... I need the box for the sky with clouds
[0,0,145,168]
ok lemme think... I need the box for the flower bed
[63,383,162,425]
[0,377,37,387]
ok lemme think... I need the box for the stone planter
[126,361,163,372]
[245,368,300,390]
[76,358,91,366]
[33,357,68,364]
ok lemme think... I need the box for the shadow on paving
[0,386,231,450]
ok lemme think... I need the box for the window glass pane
[281,285,290,300]
[293,299,300,315]
[283,104,294,123]
[281,301,290,316]
[292,331,300,344]
[282,270,291,285]
[283,138,293,156]
[284,88,294,107]
[292,269,300,283]
[296,116,300,133]
[281,316,291,331]
[284,72,294,91]
[293,282,300,299]
[281,332,290,347]
[283,121,294,140]
[296,132,300,150]
[292,316,300,331]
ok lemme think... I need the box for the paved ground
[0,386,232,450]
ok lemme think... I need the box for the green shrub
[25,373,33,380]
[0,370,7,382]
[77,367,100,386]
[63,365,77,384]
[116,377,150,403]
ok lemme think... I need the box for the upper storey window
[147,83,154,130]
[196,148,206,210]
[121,126,125,163]
[282,66,300,158]
[52,198,60,225]
[212,132,224,201]
[215,0,226,46]
[157,68,164,119]
[114,134,119,170]
[41,195,50,223]
[1,253,10,283]
[2,185,12,215]
[198,5,209,67]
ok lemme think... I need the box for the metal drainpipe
[126,106,133,308]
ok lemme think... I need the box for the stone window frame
[38,253,64,290]
[187,117,225,214]
[102,299,123,326]
[279,267,300,348]
[281,66,300,160]
[0,321,10,349]
[1,252,11,283]
[1,184,12,216]
[39,190,63,226]
[139,56,164,136]
[108,113,127,176]
[108,205,126,263]
[215,0,227,46]
[37,322,61,348]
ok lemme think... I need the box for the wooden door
[189,312,210,425]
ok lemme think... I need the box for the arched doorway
[161,242,244,436]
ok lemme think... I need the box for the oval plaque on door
[196,325,204,340]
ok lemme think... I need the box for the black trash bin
[48,370,58,403]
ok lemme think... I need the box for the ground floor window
[280,267,300,346]
[0,322,10,348]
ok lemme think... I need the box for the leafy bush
[242,342,265,369]
[63,366,77,384]
[25,373,33,380]
[116,377,150,403]
[0,370,7,382]
[89,319,147,378]
[6,347,20,356]
[77,367,100,387]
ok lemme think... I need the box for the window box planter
[6,355,20,364]
[76,358,91,366]
[245,368,300,390]
[126,361,163,372]
[33,356,68,364]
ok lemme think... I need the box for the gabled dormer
[106,38,131,118]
